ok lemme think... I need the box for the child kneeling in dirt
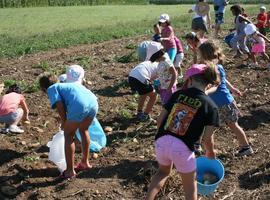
[146,63,220,200]
[0,84,30,133]
[39,74,98,179]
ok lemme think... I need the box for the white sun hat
[159,13,170,23]
[66,65,85,84]
[260,6,266,10]
[145,41,164,61]
[244,24,257,36]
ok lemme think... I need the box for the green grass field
[0,5,259,58]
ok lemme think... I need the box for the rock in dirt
[20,141,26,145]
[93,153,98,159]
[104,126,113,133]
[29,142,40,148]
[32,127,44,133]
[40,153,48,158]
[133,138,138,143]
[0,185,17,197]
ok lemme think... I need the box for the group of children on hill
[0,2,268,200]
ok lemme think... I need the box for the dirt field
[0,34,269,200]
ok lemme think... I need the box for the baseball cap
[184,64,207,80]
[244,24,257,36]
[66,65,85,84]
[260,6,266,10]
[159,14,170,23]
[58,74,67,83]
[145,41,164,61]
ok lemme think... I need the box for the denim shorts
[0,109,22,124]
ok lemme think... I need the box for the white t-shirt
[192,5,207,22]
[129,61,159,84]
[157,53,175,89]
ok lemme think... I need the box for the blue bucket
[196,157,225,196]
[224,33,235,48]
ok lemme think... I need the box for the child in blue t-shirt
[199,41,253,156]
[39,74,98,179]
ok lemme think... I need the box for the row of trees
[0,0,147,8]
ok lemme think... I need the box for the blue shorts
[215,12,224,25]
[0,108,23,124]
[67,103,98,122]
[167,48,177,62]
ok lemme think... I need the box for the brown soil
[0,34,269,200]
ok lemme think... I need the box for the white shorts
[174,52,184,68]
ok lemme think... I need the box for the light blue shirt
[209,65,234,107]
[213,0,226,13]
[47,83,98,120]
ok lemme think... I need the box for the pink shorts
[251,43,265,54]
[155,135,196,173]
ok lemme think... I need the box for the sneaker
[138,113,155,123]
[9,125,24,133]
[194,143,203,156]
[137,112,145,120]
[235,145,254,156]
[0,128,9,134]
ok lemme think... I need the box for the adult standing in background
[213,0,230,37]
[189,0,211,40]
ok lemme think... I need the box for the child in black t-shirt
[146,63,220,200]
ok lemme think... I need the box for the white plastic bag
[47,130,66,173]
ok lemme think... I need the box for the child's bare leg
[180,170,197,200]
[138,94,147,112]
[10,108,23,126]
[144,91,157,114]
[262,52,270,62]
[227,122,249,147]
[78,117,94,168]
[64,121,80,177]
[146,164,172,200]
[251,53,257,64]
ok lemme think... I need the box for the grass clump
[115,51,138,63]
[119,109,133,119]
[4,79,40,93]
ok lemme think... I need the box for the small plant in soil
[119,108,133,119]
[35,61,52,72]
[74,56,92,69]
[125,43,137,50]
[115,51,137,63]
[4,80,39,93]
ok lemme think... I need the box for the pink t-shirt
[0,92,24,115]
[161,26,176,50]
[174,36,184,53]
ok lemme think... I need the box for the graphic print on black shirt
[156,88,219,151]
[164,94,202,136]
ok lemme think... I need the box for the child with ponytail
[199,41,254,156]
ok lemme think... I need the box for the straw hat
[195,2,210,16]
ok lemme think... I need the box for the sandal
[59,170,76,180]
[75,162,92,171]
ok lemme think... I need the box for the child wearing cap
[158,14,177,62]
[39,74,98,179]
[245,23,270,68]
[0,84,30,133]
[58,65,85,84]
[256,6,268,36]
[146,63,219,200]
[129,49,159,122]
[229,5,253,59]
[198,41,254,156]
